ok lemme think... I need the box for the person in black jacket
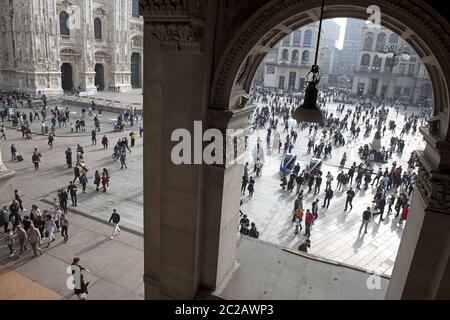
[109,209,121,239]
[248,223,259,239]
[322,187,334,209]
[67,181,78,206]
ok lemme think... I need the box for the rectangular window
[408,64,415,75]
[132,0,140,18]
[399,63,406,75]
[288,72,296,90]
[278,76,285,89]
[394,87,402,96]
[404,88,411,96]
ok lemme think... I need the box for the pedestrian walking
[322,187,333,209]
[101,135,109,149]
[73,165,81,183]
[32,152,41,170]
[0,125,6,140]
[359,207,372,234]
[94,170,101,191]
[14,190,25,212]
[65,148,73,168]
[67,181,78,206]
[16,224,28,258]
[130,131,136,147]
[60,214,69,243]
[11,144,17,161]
[43,213,57,248]
[247,177,255,198]
[241,175,248,195]
[5,229,16,257]
[27,224,44,256]
[120,150,127,169]
[91,130,97,146]
[80,173,88,193]
[109,209,121,239]
[71,257,90,300]
[344,187,355,211]
[304,209,314,238]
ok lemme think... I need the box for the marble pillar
[386,119,450,299]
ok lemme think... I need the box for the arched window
[60,11,70,36]
[132,0,140,18]
[304,30,312,47]
[293,30,301,46]
[281,49,289,62]
[291,50,299,65]
[375,32,386,51]
[361,54,371,71]
[282,35,291,46]
[363,32,374,51]
[94,18,102,40]
[389,33,399,46]
[301,50,310,64]
[372,55,382,70]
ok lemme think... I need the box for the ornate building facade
[352,25,432,105]
[0,0,143,96]
[263,24,321,91]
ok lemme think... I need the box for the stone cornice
[141,0,206,54]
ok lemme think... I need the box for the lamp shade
[293,81,324,124]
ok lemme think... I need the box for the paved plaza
[0,93,426,298]
[241,100,426,277]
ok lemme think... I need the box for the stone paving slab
[216,237,388,300]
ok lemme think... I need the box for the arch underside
[210,0,450,136]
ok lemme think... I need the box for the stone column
[142,0,226,299]
[200,108,254,290]
[386,116,450,299]
[0,146,14,180]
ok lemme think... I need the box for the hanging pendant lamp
[293,0,326,125]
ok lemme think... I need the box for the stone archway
[141,0,450,300]
[95,63,105,91]
[61,63,74,92]
[208,0,450,300]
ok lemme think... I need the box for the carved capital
[416,151,450,214]
[141,0,205,54]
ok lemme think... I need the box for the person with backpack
[109,209,121,239]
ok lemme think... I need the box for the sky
[333,18,347,50]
